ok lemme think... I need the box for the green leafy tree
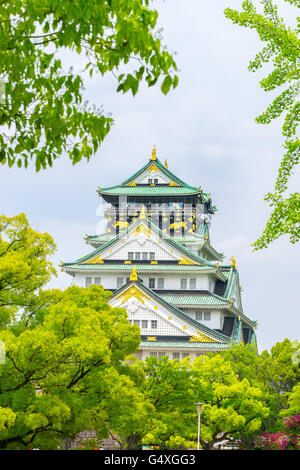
[220,341,300,447]
[0,213,143,449]
[0,284,141,449]
[0,0,178,170]
[287,384,300,414]
[0,213,56,327]
[105,356,196,450]
[224,0,300,248]
[191,354,269,449]
[112,354,269,450]
[140,356,196,450]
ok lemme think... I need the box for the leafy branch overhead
[224,0,300,248]
[0,0,178,170]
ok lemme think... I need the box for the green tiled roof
[99,186,201,196]
[159,293,229,306]
[98,157,216,212]
[121,158,198,189]
[63,264,219,273]
[224,268,237,299]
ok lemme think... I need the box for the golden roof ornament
[230,256,237,269]
[151,145,157,161]
[130,265,138,281]
[164,159,168,169]
[139,205,146,219]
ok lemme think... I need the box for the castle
[62,146,257,360]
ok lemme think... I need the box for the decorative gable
[134,164,174,185]
[109,281,223,343]
[81,221,202,265]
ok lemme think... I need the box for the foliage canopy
[0,0,178,170]
[225,0,300,248]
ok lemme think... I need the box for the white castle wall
[72,272,214,291]
[181,309,224,330]
[104,237,177,261]
[125,304,185,336]
[139,350,212,362]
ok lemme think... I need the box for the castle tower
[62,147,257,360]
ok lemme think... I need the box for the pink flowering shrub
[254,415,300,450]
[283,415,300,430]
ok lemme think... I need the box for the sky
[1,1,299,352]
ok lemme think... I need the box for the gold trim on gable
[147,337,157,341]
[147,164,158,173]
[115,285,150,305]
[178,257,197,265]
[189,332,218,343]
[170,222,186,230]
[132,224,151,238]
[114,221,129,229]
[84,256,104,264]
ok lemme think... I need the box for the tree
[0,213,56,327]
[0,0,178,170]
[140,356,196,450]
[105,356,196,450]
[288,385,300,414]
[220,340,300,447]
[0,213,143,449]
[112,354,269,450]
[191,354,269,449]
[224,0,300,249]
[0,284,141,449]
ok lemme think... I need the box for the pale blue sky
[1,1,299,352]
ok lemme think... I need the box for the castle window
[150,351,157,357]
[149,278,155,289]
[141,320,148,329]
[196,311,203,321]
[94,277,101,285]
[173,352,180,361]
[133,320,140,327]
[148,179,153,184]
[154,179,158,184]
[181,279,187,289]
[157,278,164,289]
[204,311,211,321]
[182,352,190,359]
[149,252,155,260]
[142,252,148,260]
[189,279,196,289]
[128,252,134,260]
[86,277,92,288]
[135,252,141,260]
[117,277,123,289]
[151,320,157,329]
